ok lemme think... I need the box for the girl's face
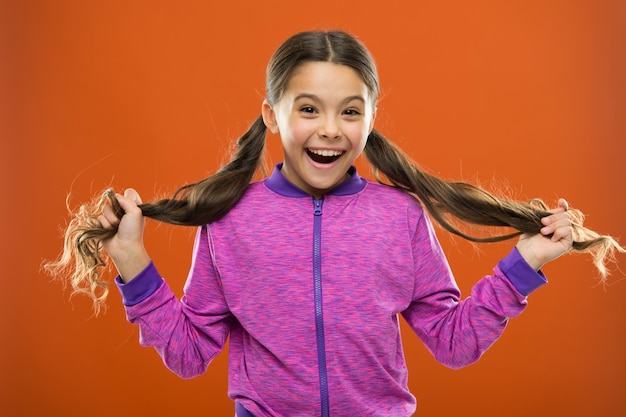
[262,62,376,198]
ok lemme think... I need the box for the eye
[343,108,362,116]
[299,106,317,114]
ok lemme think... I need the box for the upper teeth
[309,149,342,157]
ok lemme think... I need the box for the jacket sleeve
[401,210,547,370]
[115,225,234,379]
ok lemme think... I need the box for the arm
[99,189,233,378]
[402,200,572,369]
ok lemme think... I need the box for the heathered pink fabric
[123,178,533,417]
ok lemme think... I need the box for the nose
[319,116,341,140]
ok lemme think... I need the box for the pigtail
[140,115,267,225]
[44,115,268,314]
[364,129,625,279]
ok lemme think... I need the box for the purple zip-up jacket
[116,164,546,417]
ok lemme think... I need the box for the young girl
[47,31,624,417]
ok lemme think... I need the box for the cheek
[345,123,370,146]
[282,119,314,145]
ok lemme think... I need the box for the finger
[540,211,571,235]
[101,203,121,226]
[550,221,573,243]
[97,213,114,229]
[541,198,570,224]
[541,211,566,227]
[115,189,143,216]
[542,215,573,242]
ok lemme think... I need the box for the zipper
[313,197,330,417]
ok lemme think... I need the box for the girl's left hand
[516,198,573,271]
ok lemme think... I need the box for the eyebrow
[293,93,366,105]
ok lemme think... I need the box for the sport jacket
[116,164,546,417]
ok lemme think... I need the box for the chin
[308,177,344,194]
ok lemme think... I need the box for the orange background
[2,1,625,416]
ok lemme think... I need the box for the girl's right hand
[97,188,151,283]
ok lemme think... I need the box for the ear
[261,99,280,134]
[368,106,377,134]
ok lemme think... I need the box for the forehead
[283,62,371,103]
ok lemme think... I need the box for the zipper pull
[313,198,323,216]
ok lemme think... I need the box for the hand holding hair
[97,188,150,284]
[516,198,574,271]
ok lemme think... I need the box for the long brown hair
[44,30,625,314]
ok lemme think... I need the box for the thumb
[547,198,569,214]
[123,188,143,205]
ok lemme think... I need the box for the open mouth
[307,148,344,164]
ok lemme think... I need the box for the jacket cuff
[498,247,548,296]
[114,261,164,306]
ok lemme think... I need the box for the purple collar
[265,163,366,198]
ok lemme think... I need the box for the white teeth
[308,149,343,157]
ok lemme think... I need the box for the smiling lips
[307,148,344,164]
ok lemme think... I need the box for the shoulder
[347,180,428,234]
[213,179,305,224]
[234,180,274,206]
[360,180,425,216]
